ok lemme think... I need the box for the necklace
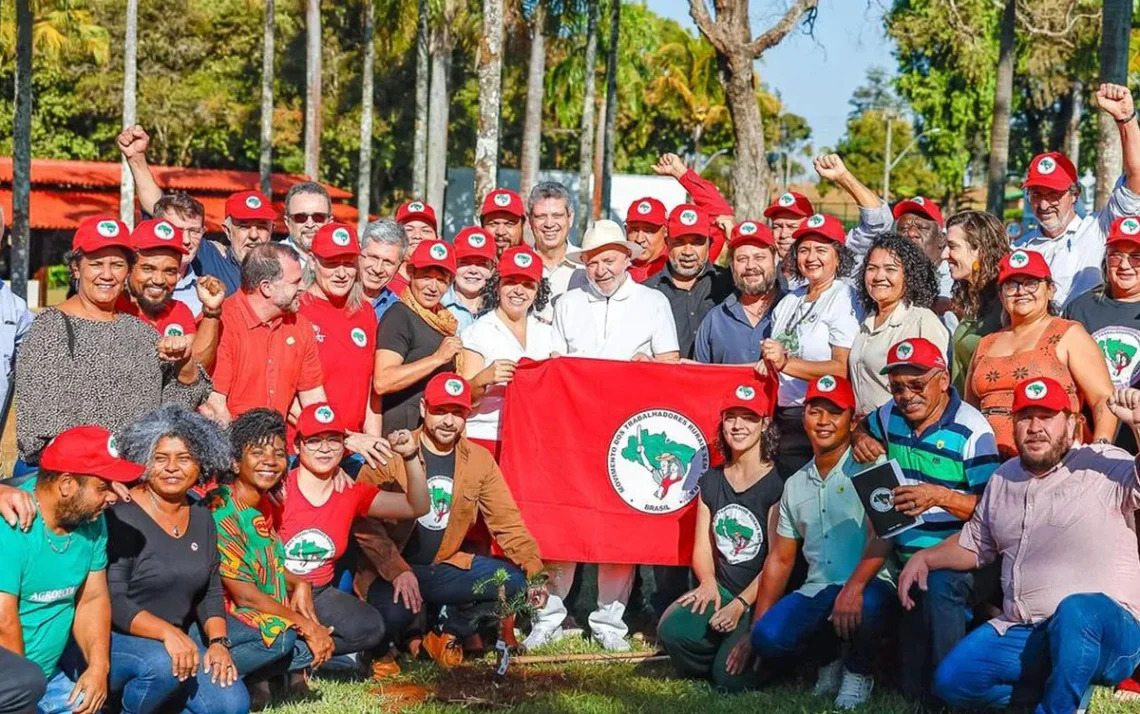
[32,494,71,554]
[146,487,187,538]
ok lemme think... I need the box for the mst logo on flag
[608,410,706,513]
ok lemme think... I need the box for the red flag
[499,357,775,566]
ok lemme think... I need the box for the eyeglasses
[301,435,344,451]
[289,212,330,224]
[888,369,941,396]
[1107,252,1140,268]
[1000,278,1044,296]
[1026,188,1068,205]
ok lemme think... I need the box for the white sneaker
[597,632,632,652]
[812,659,844,696]
[522,626,564,651]
[834,669,874,710]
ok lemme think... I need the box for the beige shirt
[959,444,1140,634]
[849,302,949,415]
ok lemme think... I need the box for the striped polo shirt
[866,388,1001,561]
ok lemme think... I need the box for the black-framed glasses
[1000,278,1044,296]
[1107,252,1140,268]
[290,212,330,224]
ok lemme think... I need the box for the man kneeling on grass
[353,373,557,673]
[903,378,1140,714]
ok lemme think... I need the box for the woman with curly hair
[100,405,248,714]
[459,245,556,460]
[943,211,1009,392]
[849,233,949,415]
[657,382,782,692]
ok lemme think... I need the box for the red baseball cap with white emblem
[804,374,856,411]
[792,213,847,245]
[131,219,189,255]
[626,197,667,228]
[454,227,497,262]
[1022,152,1078,192]
[73,215,132,253]
[730,220,775,249]
[880,338,947,375]
[1108,216,1140,246]
[481,189,524,220]
[1011,377,1072,414]
[721,383,772,417]
[225,190,277,222]
[311,223,360,260]
[892,196,944,227]
[667,204,709,239]
[998,249,1051,284]
[764,191,814,219]
[424,372,473,411]
[407,239,457,275]
[40,425,145,483]
[296,403,347,438]
[396,200,438,231]
[497,245,543,282]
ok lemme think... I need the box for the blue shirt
[442,287,482,333]
[171,265,203,317]
[693,291,780,364]
[0,281,31,436]
[192,241,242,296]
[371,288,398,322]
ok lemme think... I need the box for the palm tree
[12,0,33,300]
[357,0,376,234]
[412,0,429,199]
[1097,0,1133,209]
[304,0,322,180]
[120,0,139,226]
[259,0,276,196]
[576,1,599,238]
[646,32,729,168]
[986,0,1015,216]
[474,0,504,209]
[519,0,547,198]
[600,0,620,219]
[427,0,459,214]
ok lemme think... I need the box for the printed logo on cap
[738,222,758,235]
[164,324,185,338]
[679,209,698,226]
[1123,218,1140,236]
[869,487,894,513]
[816,375,837,393]
[913,196,926,205]
[467,232,487,248]
[444,378,465,396]
[1024,380,1048,400]
[107,435,119,458]
[245,195,263,209]
[408,201,425,213]
[807,214,826,229]
[1037,157,1057,175]
[735,385,756,400]
[97,220,121,238]
[350,327,368,347]
[314,405,336,423]
[514,252,533,268]
[637,201,652,215]
[493,192,512,208]
[895,341,914,360]
[331,227,351,246]
[429,243,449,260]
[778,193,796,207]
[1009,250,1030,268]
[154,221,176,241]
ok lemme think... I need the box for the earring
[972,260,980,272]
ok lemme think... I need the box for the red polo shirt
[212,291,324,417]
[116,295,198,337]
[298,292,378,432]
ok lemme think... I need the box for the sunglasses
[289,212,330,224]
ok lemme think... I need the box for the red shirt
[629,254,668,283]
[298,293,378,433]
[116,295,198,337]
[387,272,409,297]
[212,291,324,418]
[276,469,379,586]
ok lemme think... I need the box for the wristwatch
[208,636,233,649]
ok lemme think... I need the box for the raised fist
[1097,83,1136,122]
[652,153,688,179]
[814,154,850,182]
[117,125,151,161]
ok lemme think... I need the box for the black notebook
[851,459,924,540]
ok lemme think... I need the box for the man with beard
[195,190,278,296]
[906,377,1140,713]
[0,426,144,714]
[645,204,732,359]
[480,189,525,257]
[694,220,783,364]
[650,153,730,262]
[848,337,999,704]
[281,181,334,265]
[1011,83,1140,308]
[206,243,327,424]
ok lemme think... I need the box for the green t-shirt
[0,478,108,675]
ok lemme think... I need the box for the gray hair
[118,404,232,483]
[284,181,332,215]
[527,181,574,218]
[361,219,409,262]
[240,242,298,293]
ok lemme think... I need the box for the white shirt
[535,254,586,324]
[770,280,861,407]
[461,311,557,441]
[552,275,679,360]
[1013,181,1140,307]
[848,302,949,415]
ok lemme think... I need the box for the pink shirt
[959,444,1140,634]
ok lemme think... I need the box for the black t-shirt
[699,465,784,596]
[403,448,457,566]
[375,302,454,435]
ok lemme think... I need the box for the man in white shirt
[1013,83,1140,308]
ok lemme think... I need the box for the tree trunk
[412,0,430,199]
[1096,0,1134,209]
[881,113,893,201]
[592,95,605,220]
[426,22,452,217]
[120,0,139,226]
[12,0,32,300]
[259,0,276,196]
[474,0,504,210]
[1065,80,1083,168]
[357,0,376,234]
[576,1,599,238]
[720,51,768,217]
[985,0,1015,217]
[304,0,322,180]
[600,0,620,221]
[519,1,546,198]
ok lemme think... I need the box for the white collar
[585,274,633,303]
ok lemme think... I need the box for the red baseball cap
[454,227,497,263]
[998,249,1051,284]
[730,220,775,250]
[880,338,948,375]
[1108,216,1140,246]
[225,190,277,222]
[804,375,856,411]
[1022,152,1078,192]
[73,215,132,253]
[792,213,847,245]
[130,219,189,255]
[626,197,667,228]
[396,200,438,231]
[497,245,543,282]
[667,204,709,239]
[481,189,524,220]
[311,223,360,260]
[892,196,944,227]
[407,239,457,275]
[1011,377,1073,414]
[764,191,814,219]
[721,383,772,417]
[39,425,145,483]
[424,372,473,411]
[295,403,347,438]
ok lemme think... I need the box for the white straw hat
[566,219,644,264]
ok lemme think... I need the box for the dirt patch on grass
[373,665,588,710]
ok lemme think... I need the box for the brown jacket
[352,431,544,597]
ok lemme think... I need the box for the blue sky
[650,0,897,151]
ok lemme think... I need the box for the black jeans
[774,407,812,481]
[898,568,975,701]
[0,647,46,714]
[312,584,386,656]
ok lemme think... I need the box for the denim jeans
[898,568,975,701]
[189,616,313,677]
[32,671,77,714]
[751,579,896,675]
[934,593,1140,714]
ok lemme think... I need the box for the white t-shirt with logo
[769,280,861,407]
